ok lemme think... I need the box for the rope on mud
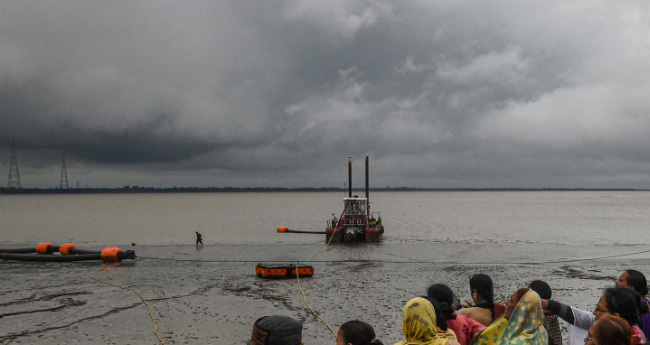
[296,231,337,338]
[520,247,650,265]
[137,244,650,266]
[90,267,167,345]
[295,264,336,337]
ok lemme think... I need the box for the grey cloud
[2,1,650,188]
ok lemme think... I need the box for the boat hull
[325,225,384,243]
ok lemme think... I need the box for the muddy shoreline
[2,243,649,344]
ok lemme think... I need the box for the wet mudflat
[2,242,649,345]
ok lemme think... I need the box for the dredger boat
[325,154,384,243]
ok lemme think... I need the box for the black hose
[0,247,37,254]
[69,248,102,255]
[284,230,327,234]
[0,250,136,262]
[0,247,101,255]
[0,253,103,261]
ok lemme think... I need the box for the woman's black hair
[603,287,649,326]
[625,270,649,296]
[339,320,384,345]
[427,284,457,320]
[529,280,552,300]
[422,296,449,331]
[470,273,496,318]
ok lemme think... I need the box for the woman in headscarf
[394,297,460,345]
[475,288,548,345]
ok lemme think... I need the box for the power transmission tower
[60,153,69,189]
[7,138,21,189]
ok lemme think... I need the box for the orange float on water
[59,243,78,255]
[0,243,135,262]
[35,242,53,254]
[100,246,122,263]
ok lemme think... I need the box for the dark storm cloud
[2,1,650,188]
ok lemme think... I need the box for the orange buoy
[255,265,264,276]
[290,266,315,277]
[277,226,289,233]
[255,263,314,279]
[59,243,78,255]
[262,267,288,278]
[100,246,122,262]
[35,242,53,254]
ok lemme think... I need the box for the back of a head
[529,280,552,300]
[470,274,494,299]
[469,273,495,318]
[427,284,455,306]
[421,296,449,331]
[252,315,303,345]
[625,270,649,296]
[593,314,632,345]
[604,288,646,326]
[427,284,456,320]
[339,320,383,345]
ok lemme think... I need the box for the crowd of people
[249,269,650,345]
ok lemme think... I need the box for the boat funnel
[348,156,352,198]
[365,153,369,206]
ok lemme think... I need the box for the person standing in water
[195,231,203,248]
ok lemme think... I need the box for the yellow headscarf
[438,328,457,341]
[394,297,448,345]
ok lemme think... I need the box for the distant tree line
[0,186,639,194]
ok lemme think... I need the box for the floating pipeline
[277,226,326,235]
[0,243,136,262]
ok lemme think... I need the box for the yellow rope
[303,229,336,265]
[295,231,338,338]
[91,267,167,345]
[296,263,336,337]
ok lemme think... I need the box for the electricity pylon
[7,139,21,189]
[60,153,69,189]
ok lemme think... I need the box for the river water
[1,190,649,246]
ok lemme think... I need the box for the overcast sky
[2,1,650,189]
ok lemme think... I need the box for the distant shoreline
[0,186,643,194]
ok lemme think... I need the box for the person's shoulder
[458,307,483,316]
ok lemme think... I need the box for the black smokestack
[348,157,352,198]
[365,153,369,207]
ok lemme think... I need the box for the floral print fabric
[475,290,548,345]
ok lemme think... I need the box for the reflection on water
[1,191,650,246]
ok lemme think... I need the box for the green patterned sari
[475,290,548,345]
